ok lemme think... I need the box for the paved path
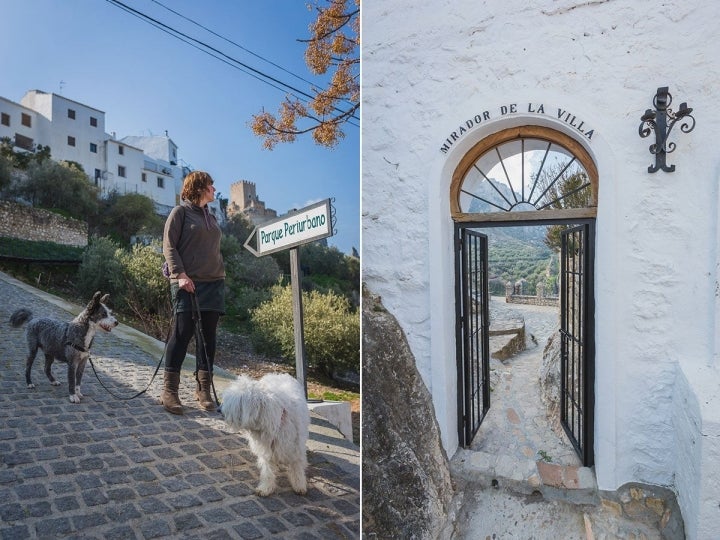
[472,297,580,467]
[0,272,359,539]
[452,298,673,539]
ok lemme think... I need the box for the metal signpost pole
[289,246,308,399]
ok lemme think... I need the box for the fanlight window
[452,127,597,220]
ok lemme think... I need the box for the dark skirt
[171,280,225,314]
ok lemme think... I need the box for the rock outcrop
[539,323,563,436]
[362,288,454,539]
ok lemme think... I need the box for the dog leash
[190,292,220,406]
[87,296,178,400]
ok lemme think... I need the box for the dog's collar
[66,341,88,353]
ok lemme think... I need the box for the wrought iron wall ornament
[639,86,696,173]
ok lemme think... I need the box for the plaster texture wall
[0,97,38,149]
[21,91,107,177]
[362,0,720,535]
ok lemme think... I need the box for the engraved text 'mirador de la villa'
[440,103,594,154]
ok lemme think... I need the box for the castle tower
[230,180,257,209]
[227,180,277,224]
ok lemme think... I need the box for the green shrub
[14,159,99,219]
[116,242,172,337]
[0,237,84,260]
[225,285,273,329]
[98,192,163,245]
[0,152,12,192]
[250,285,359,377]
[77,236,125,299]
[78,238,173,338]
[224,249,281,289]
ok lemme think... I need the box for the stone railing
[0,200,88,248]
[505,281,559,307]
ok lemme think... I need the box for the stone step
[490,332,526,361]
[451,448,599,506]
[489,318,525,336]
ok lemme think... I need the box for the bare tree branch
[251,0,359,150]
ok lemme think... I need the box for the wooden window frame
[450,126,598,223]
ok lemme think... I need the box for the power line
[106,1,290,95]
[149,0,320,91]
[104,0,359,126]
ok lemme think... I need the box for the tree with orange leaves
[251,0,359,150]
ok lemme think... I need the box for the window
[67,136,76,147]
[118,145,124,155]
[94,169,101,186]
[1,113,9,126]
[157,177,164,188]
[90,143,97,153]
[14,133,33,150]
[118,165,126,178]
[141,173,147,182]
[90,116,97,127]
[451,126,598,220]
[21,113,31,128]
[68,109,75,119]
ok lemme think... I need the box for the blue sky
[0,0,359,254]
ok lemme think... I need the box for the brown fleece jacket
[162,201,225,282]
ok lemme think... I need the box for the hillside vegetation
[485,226,558,297]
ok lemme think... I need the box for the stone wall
[0,200,87,248]
[506,294,559,307]
[505,281,559,307]
[598,483,684,540]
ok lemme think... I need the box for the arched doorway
[452,126,597,466]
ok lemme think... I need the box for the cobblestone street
[0,272,359,539]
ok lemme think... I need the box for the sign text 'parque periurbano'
[244,198,333,257]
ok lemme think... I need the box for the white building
[119,135,184,215]
[362,1,720,537]
[0,90,179,212]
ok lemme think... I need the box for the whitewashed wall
[21,91,107,176]
[362,0,720,536]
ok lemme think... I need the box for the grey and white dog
[10,291,119,403]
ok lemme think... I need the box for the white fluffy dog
[221,373,310,496]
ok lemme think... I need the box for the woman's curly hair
[181,171,214,205]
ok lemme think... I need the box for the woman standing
[162,170,225,414]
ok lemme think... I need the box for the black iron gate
[560,223,595,466]
[456,228,490,447]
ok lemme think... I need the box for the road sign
[244,199,333,257]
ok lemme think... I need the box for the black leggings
[164,310,220,374]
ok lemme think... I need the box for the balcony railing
[143,160,173,176]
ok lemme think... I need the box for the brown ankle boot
[161,371,183,415]
[195,370,215,411]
